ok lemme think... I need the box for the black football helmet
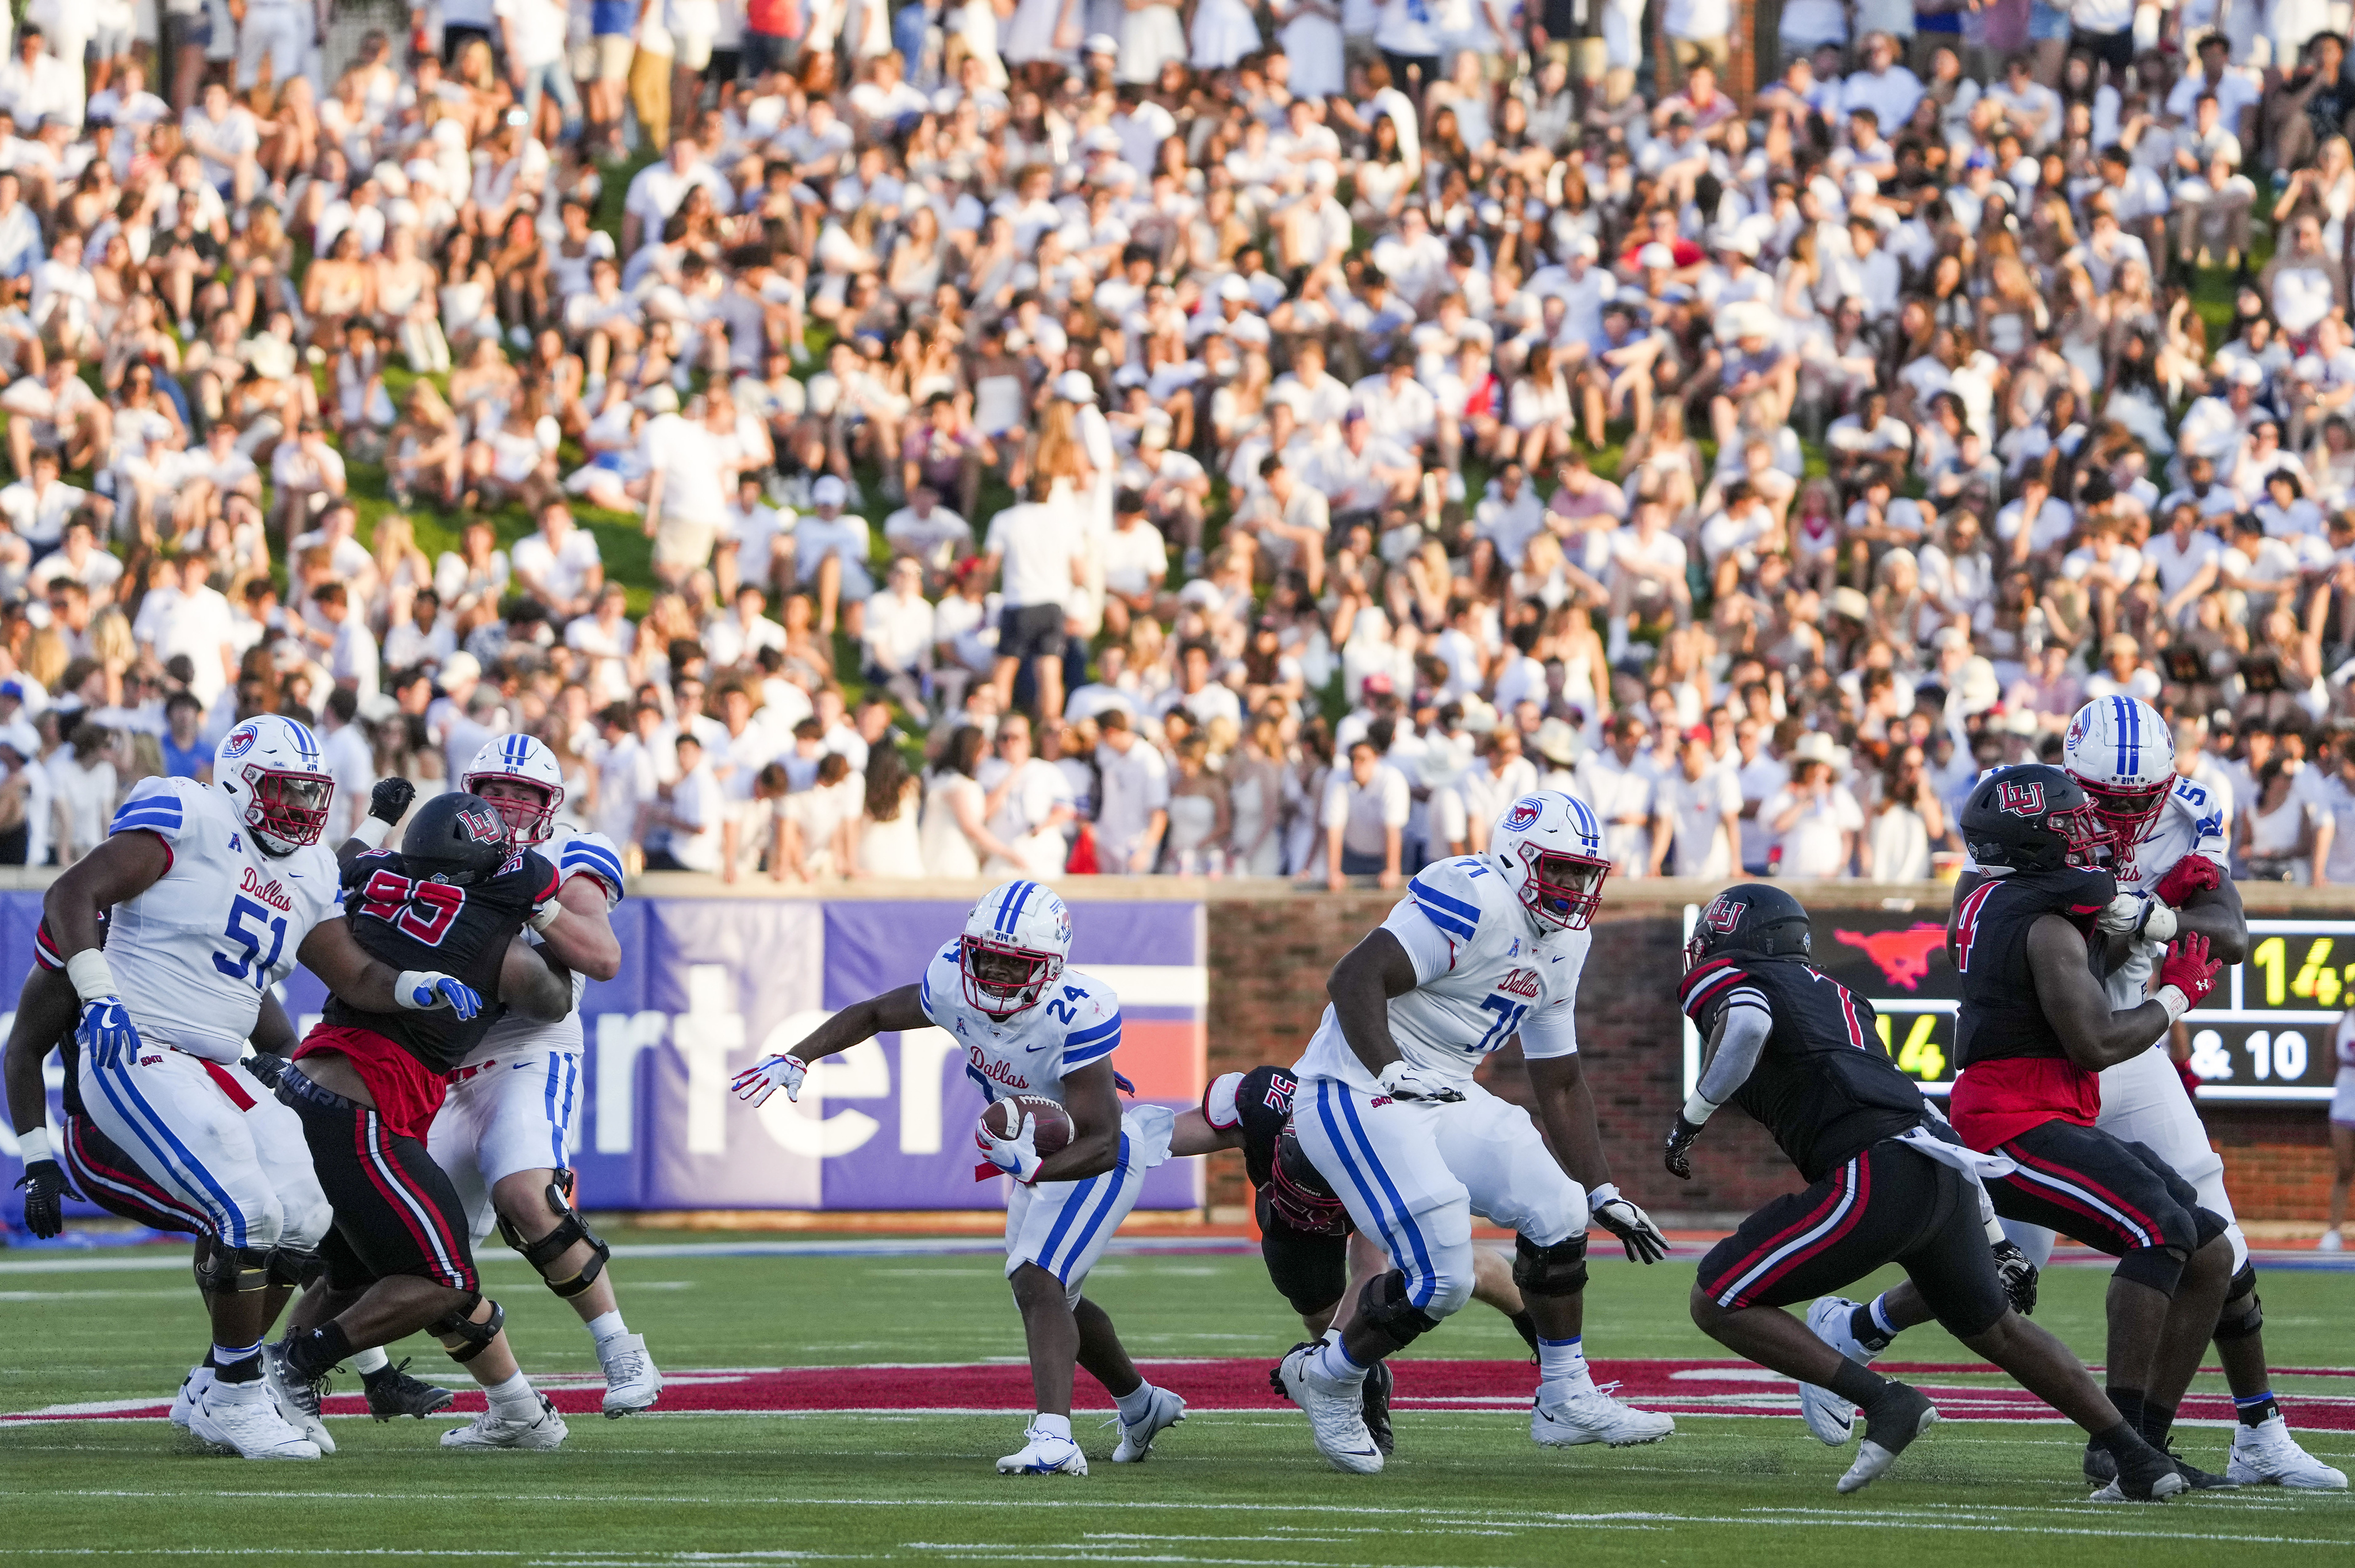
[1684,883,1813,972]
[400,791,515,885]
[1960,763,2101,875]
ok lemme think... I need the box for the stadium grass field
[1,1229,2349,1565]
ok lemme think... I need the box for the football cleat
[996,1425,1088,1475]
[190,1378,321,1460]
[2318,1229,2343,1252]
[597,1332,662,1417]
[168,1364,212,1431]
[1110,1385,1187,1462]
[2228,1416,2346,1489]
[1531,1380,1675,1448]
[1798,1297,1875,1446]
[2088,1441,2190,1503]
[1836,1382,1938,1493]
[441,1393,569,1451]
[1276,1344,1383,1474]
[364,1359,457,1421]
[260,1341,334,1454]
[1361,1359,1395,1457]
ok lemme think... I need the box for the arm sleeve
[1694,990,1774,1107]
[1203,1070,1245,1130]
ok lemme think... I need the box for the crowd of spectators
[18,0,2355,885]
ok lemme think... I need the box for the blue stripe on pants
[1314,1081,1417,1295]
[1049,1133,1133,1281]
[91,1060,242,1245]
[1033,1172,1100,1269]
[1336,1083,1438,1306]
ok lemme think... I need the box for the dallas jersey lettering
[1292,855,1585,1093]
[917,941,1123,1106]
[84,777,340,1064]
[461,826,626,1065]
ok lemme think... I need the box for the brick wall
[1202,890,2337,1224]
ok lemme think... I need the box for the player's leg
[2325,1121,2353,1249]
[63,1111,221,1425]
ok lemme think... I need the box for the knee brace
[2214,1262,2264,1342]
[428,1295,506,1363]
[1511,1233,1589,1299]
[194,1243,271,1296]
[266,1247,325,1291]
[496,1171,611,1300]
[1356,1268,1443,1358]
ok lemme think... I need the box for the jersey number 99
[357,870,467,946]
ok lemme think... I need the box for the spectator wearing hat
[791,475,876,639]
[1762,734,1863,879]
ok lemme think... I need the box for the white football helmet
[461,733,567,844]
[961,880,1072,1019]
[2062,696,2176,877]
[214,714,334,855]
[1490,791,1611,931]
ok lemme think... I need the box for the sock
[283,1322,352,1382]
[1537,1335,1590,1391]
[483,1371,539,1420]
[1031,1412,1073,1441]
[2233,1389,2280,1428]
[586,1309,629,1346]
[2089,1420,2160,1470]
[351,1347,390,1377]
[1827,1358,1890,1413]
[1851,1298,1896,1353]
[1508,1309,1541,1358]
[1113,1382,1157,1423]
[212,1340,263,1383]
[2143,1397,2178,1448]
[2105,1387,2146,1444]
[200,1348,219,1370]
[1316,1338,1369,1385]
[1321,1325,1344,1348]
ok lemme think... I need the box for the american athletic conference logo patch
[1504,798,1544,833]
[223,724,259,758]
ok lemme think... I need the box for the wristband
[1589,1182,1621,1208]
[527,903,565,934]
[2138,903,2178,944]
[65,950,118,1005]
[393,971,440,1010]
[352,817,394,849]
[1680,1092,1719,1127]
[17,1126,49,1164]
[2156,984,2191,1023]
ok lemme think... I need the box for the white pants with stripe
[427,1045,582,1247]
[1004,1106,1172,1306]
[76,1042,330,1253]
[1291,1075,1587,1320]
[2001,1045,2246,1274]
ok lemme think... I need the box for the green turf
[1,1233,2349,1564]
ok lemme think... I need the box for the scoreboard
[1678,906,2349,1106]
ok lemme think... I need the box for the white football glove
[1589,1182,1670,1264]
[976,1108,1043,1184]
[731,1053,807,1107]
[2099,890,2177,944]
[1378,1060,1466,1103]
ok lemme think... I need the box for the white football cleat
[2319,1229,2344,1252]
[1110,1385,1187,1462]
[2228,1415,2349,1489]
[190,1377,321,1460]
[259,1342,335,1454]
[441,1394,569,1451]
[996,1426,1088,1475]
[597,1332,662,1417]
[1836,1383,1938,1493]
[1531,1380,1675,1448]
[168,1364,212,1431]
[1276,1344,1383,1474]
[1798,1297,1875,1446]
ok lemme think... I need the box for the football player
[1273,792,1674,1475]
[414,739,658,1417]
[1670,884,2185,1500]
[1171,1064,1543,1455]
[1810,704,2345,1490]
[39,716,486,1460]
[731,881,1186,1477]
[267,792,582,1452]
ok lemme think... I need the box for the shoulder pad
[343,848,399,891]
[1406,857,1495,943]
[1058,969,1123,1067]
[109,776,200,842]
[1678,954,1752,1023]
[557,832,627,907]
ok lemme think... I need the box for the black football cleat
[1360,1358,1395,1456]
[1269,1343,1318,1405]
[363,1358,457,1421]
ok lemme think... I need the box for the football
[979,1094,1073,1155]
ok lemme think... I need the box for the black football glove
[369,777,417,826]
[16,1157,74,1239]
[1992,1239,2039,1316]
[245,1052,288,1090]
[1662,1113,1704,1180]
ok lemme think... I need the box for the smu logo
[1997,780,2046,817]
[222,723,259,759]
[1833,923,1947,991]
[1503,798,1544,833]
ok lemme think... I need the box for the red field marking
[10,1359,2354,1428]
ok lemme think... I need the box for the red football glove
[2153,855,2223,908]
[2158,931,2222,1009]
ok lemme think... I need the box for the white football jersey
[461,825,627,1066]
[99,777,341,1064]
[1293,854,1588,1093]
[917,940,1123,1106]
[2103,775,2230,1011]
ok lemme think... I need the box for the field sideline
[1,1231,2348,1566]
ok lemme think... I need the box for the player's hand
[2153,854,2223,907]
[731,1053,807,1107]
[15,1158,74,1238]
[2100,890,2178,943]
[1589,1183,1670,1264]
[394,971,482,1019]
[1662,1114,1703,1180]
[1992,1239,2039,1316]
[244,1052,287,1090]
[75,996,139,1069]
[2158,931,2222,1009]
[1378,1060,1466,1103]
[369,776,417,826]
[976,1107,1043,1184]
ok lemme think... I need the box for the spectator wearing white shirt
[1651,727,1742,877]
[976,712,1076,878]
[984,476,1087,720]
[788,474,875,638]
[642,731,725,872]
[862,557,935,718]
[1575,714,1660,876]
[1321,732,1409,890]
[1762,747,1863,877]
[1093,707,1169,873]
[131,550,234,707]
[703,582,788,669]
[509,499,604,620]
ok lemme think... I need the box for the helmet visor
[1526,847,1609,930]
[960,934,1057,1017]
[252,769,333,847]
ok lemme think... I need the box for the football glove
[1589,1183,1670,1264]
[76,996,139,1069]
[15,1158,74,1239]
[1992,1239,2039,1316]
[976,1108,1043,1184]
[393,971,482,1019]
[2153,854,2223,907]
[244,1052,288,1090]
[1662,1113,1704,1181]
[2099,891,2177,944]
[731,1053,807,1107]
[369,777,417,826]
[1378,1060,1466,1103]
[2157,931,2222,1010]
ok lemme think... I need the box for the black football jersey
[324,846,560,1072]
[1230,1064,1303,1189]
[1679,951,1927,1181]
[1226,1064,1349,1236]
[1952,865,2117,1072]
